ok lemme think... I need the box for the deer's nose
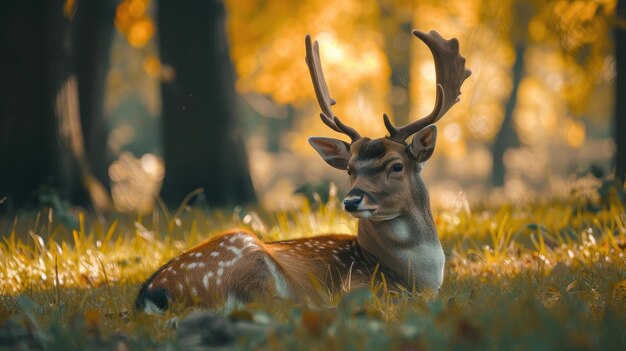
[343,194,363,212]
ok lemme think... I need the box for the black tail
[136,278,169,313]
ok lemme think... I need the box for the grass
[1,182,625,350]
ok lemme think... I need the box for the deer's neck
[356,176,444,292]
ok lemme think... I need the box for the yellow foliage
[109,0,615,169]
[115,0,155,48]
[563,119,586,148]
[127,17,155,48]
[226,0,390,140]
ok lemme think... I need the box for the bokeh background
[0,0,622,215]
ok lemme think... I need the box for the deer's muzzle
[343,193,363,212]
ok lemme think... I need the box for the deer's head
[306,31,471,221]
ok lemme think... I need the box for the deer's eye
[392,163,403,172]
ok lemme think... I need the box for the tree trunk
[379,0,413,126]
[615,0,626,185]
[46,0,90,206]
[0,1,111,213]
[0,2,58,210]
[491,44,525,187]
[158,0,256,207]
[73,1,116,191]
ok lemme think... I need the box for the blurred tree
[0,1,110,213]
[616,0,626,184]
[379,0,414,126]
[158,0,256,207]
[73,1,117,191]
[490,43,525,187]
[0,2,58,210]
[489,1,531,187]
[487,0,613,186]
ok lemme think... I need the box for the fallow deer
[136,30,470,313]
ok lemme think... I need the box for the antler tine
[386,30,471,142]
[305,34,360,142]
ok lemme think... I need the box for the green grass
[1,186,625,350]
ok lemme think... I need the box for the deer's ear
[308,137,350,170]
[408,125,437,163]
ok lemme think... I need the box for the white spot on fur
[191,287,198,297]
[227,246,242,256]
[229,234,244,243]
[185,262,205,269]
[203,272,214,289]
[178,283,183,292]
[242,242,258,251]
[217,267,224,276]
[216,278,222,285]
[263,256,289,298]
[333,255,341,262]
[194,252,203,258]
[148,283,153,289]
[210,251,219,257]
[223,294,242,314]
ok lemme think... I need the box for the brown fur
[136,231,404,310]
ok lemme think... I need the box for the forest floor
[1,181,626,350]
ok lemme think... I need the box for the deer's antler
[305,34,361,142]
[385,30,471,142]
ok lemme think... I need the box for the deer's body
[136,29,469,312]
[137,233,375,311]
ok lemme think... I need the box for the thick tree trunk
[74,1,116,191]
[615,0,626,185]
[0,1,110,213]
[0,2,58,210]
[45,0,89,206]
[158,0,256,207]
[491,44,525,187]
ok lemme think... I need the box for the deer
[135,30,471,313]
